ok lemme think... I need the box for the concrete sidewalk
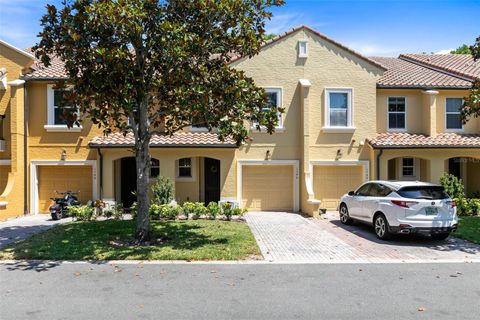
[0,215,72,249]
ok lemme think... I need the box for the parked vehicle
[49,191,81,220]
[339,181,458,240]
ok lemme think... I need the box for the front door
[204,158,220,204]
[121,157,137,208]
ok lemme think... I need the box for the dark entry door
[449,158,461,179]
[204,158,221,204]
[121,157,137,208]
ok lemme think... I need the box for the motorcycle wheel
[51,211,61,220]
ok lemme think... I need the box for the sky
[1,0,479,57]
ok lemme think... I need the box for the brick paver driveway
[246,211,480,263]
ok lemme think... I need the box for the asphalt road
[1,262,479,320]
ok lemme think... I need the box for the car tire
[339,204,353,225]
[374,213,392,240]
[431,233,450,241]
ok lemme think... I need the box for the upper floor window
[325,88,353,127]
[402,157,415,177]
[254,88,283,130]
[388,97,406,130]
[46,85,81,132]
[298,40,308,58]
[445,98,463,131]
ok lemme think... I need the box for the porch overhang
[367,132,480,149]
[88,132,239,149]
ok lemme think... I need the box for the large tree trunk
[134,99,151,242]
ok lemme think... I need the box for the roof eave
[88,144,238,149]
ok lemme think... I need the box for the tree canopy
[461,36,480,124]
[450,44,471,54]
[34,0,284,241]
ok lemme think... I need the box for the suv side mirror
[348,191,355,196]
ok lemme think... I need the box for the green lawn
[0,219,261,261]
[453,216,480,244]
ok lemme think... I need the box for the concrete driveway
[245,211,480,263]
[0,214,72,249]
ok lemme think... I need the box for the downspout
[97,148,103,199]
[23,82,28,215]
[376,148,383,180]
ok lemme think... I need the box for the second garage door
[242,165,294,211]
[313,165,364,210]
[38,165,93,213]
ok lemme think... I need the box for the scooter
[49,191,81,220]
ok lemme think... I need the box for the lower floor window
[402,158,415,177]
[178,158,192,177]
[150,158,160,178]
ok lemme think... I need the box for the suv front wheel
[339,204,353,225]
[374,213,392,240]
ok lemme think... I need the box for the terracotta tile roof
[22,51,68,80]
[89,132,238,148]
[368,132,480,149]
[370,56,473,89]
[400,54,480,80]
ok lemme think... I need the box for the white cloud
[346,42,404,56]
[435,48,454,54]
[266,13,326,35]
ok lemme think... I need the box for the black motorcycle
[49,191,81,220]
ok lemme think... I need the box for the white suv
[339,181,458,240]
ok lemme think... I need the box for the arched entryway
[115,157,160,208]
[446,157,480,197]
[387,157,430,181]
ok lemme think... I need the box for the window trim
[401,157,416,178]
[323,88,354,131]
[149,158,160,180]
[176,157,197,182]
[45,84,82,132]
[444,97,464,132]
[251,87,284,133]
[387,96,407,132]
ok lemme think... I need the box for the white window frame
[387,96,407,131]
[401,157,416,178]
[445,97,464,132]
[323,88,355,133]
[176,157,197,182]
[298,40,308,58]
[45,84,82,132]
[251,87,284,133]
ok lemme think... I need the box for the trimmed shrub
[160,204,183,220]
[206,202,220,220]
[192,202,207,220]
[149,203,163,220]
[68,205,95,221]
[440,173,465,199]
[152,176,174,205]
[233,207,248,217]
[182,202,197,220]
[221,202,234,221]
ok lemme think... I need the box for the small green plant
[192,202,207,220]
[233,207,248,217]
[221,202,233,221]
[152,176,174,205]
[149,203,163,220]
[160,204,183,220]
[68,205,95,221]
[440,173,465,200]
[182,202,197,220]
[103,203,124,220]
[130,202,137,220]
[206,202,220,220]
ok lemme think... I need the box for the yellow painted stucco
[1,27,479,220]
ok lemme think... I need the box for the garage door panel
[242,165,293,211]
[38,166,93,213]
[313,165,363,210]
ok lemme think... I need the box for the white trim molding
[387,96,407,132]
[236,159,300,212]
[0,159,12,165]
[30,160,98,214]
[324,87,354,130]
[444,97,464,132]
[0,39,35,60]
[308,160,370,198]
[45,84,82,132]
[251,87,285,133]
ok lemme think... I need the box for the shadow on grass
[1,220,236,261]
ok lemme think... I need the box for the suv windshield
[397,186,449,200]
